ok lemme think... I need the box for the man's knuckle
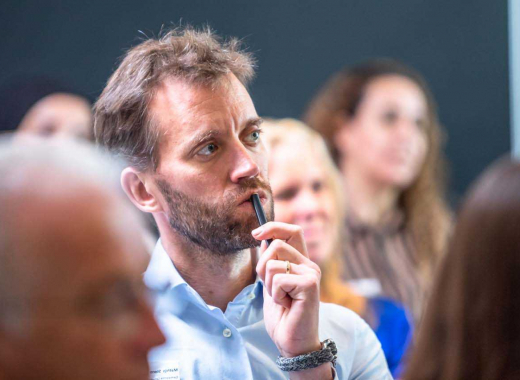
[266,259,276,270]
[305,274,319,288]
[271,239,284,250]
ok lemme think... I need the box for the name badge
[149,361,180,380]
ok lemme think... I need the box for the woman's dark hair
[404,158,520,380]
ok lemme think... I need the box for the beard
[156,176,274,256]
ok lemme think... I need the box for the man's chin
[229,223,261,248]
[211,235,260,256]
[231,209,262,230]
[235,202,259,219]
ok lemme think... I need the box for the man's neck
[342,164,399,225]
[157,218,257,311]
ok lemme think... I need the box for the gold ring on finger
[285,260,291,274]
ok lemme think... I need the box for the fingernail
[252,227,263,236]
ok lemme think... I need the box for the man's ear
[121,167,162,214]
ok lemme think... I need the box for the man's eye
[245,129,262,144]
[197,143,218,156]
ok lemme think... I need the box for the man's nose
[229,143,260,183]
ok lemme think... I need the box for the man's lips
[238,190,268,206]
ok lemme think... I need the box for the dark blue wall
[0,0,509,200]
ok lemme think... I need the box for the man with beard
[94,27,391,379]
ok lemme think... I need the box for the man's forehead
[150,78,206,119]
[149,74,255,133]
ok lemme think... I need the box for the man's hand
[253,222,325,358]
[254,222,333,379]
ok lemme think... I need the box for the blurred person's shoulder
[318,302,392,379]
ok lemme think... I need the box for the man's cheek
[259,163,269,179]
[187,180,219,198]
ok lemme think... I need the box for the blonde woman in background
[264,118,411,376]
[304,59,451,323]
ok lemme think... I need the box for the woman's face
[269,143,336,264]
[336,75,428,189]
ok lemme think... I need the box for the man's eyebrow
[185,130,222,148]
[186,119,262,144]
[182,118,263,152]
[246,117,264,128]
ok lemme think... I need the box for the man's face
[0,193,165,380]
[149,75,273,254]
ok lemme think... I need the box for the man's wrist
[279,340,322,358]
[288,362,335,380]
[277,339,338,374]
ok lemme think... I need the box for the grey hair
[0,135,125,329]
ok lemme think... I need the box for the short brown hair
[94,26,255,171]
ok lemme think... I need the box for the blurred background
[0,0,511,202]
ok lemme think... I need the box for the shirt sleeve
[349,316,394,380]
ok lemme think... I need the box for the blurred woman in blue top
[264,118,412,376]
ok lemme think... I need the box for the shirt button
[223,328,232,338]
[247,293,255,300]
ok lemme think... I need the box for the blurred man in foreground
[0,138,165,380]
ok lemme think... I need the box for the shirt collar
[143,238,188,292]
[143,239,264,308]
[249,276,264,298]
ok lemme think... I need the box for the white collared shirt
[145,240,392,380]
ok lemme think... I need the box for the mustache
[225,177,272,204]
